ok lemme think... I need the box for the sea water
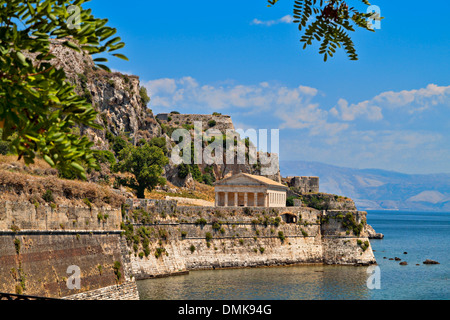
[137,211,450,300]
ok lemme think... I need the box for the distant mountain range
[280,160,450,212]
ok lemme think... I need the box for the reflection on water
[137,265,372,300]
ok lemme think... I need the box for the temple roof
[214,173,287,188]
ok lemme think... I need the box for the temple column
[244,193,248,207]
[234,192,238,207]
[224,192,228,207]
[215,192,219,207]
[254,193,258,207]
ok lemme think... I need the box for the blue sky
[86,0,450,174]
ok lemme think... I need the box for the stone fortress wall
[284,176,320,194]
[0,201,139,300]
[0,196,376,299]
[123,199,376,280]
[156,113,235,133]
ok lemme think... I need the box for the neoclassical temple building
[214,173,288,208]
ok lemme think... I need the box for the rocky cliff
[39,40,282,190]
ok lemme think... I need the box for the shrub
[113,261,122,282]
[342,212,364,236]
[205,232,213,242]
[0,140,10,155]
[278,231,286,242]
[286,196,296,207]
[202,173,215,186]
[274,217,281,227]
[208,120,217,127]
[83,198,92,209]
[139,86,151,106]
[177,163,190,179]
[149,137,168,155]
[195,218,208,226]
[93,150,116,167]
[155,247,166,259]
[42,189,54,203]
[159,228,168,240]
[13,238,21,254]
[259,247,265,254]
[189,244,196,253]
[212,220,222,231]
[111,135,129,157]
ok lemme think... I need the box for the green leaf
[16,52,29,66]
[63,41,81,52]
[44,155,55,167]
[70,162,86,173]
[96,64,111,72]
[112,53,129,61]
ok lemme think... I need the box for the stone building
[214,173,288,208]
[286,176,319,194]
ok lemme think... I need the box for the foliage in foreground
[267,0,380,61]
[0,0,127,179]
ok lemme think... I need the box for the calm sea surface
[137,211,450,300]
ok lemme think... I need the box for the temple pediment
[214,173,287,188]
[214,173,287,208]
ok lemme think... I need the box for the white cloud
[251,15,293,26]
[143,77,449,173]
[372,84,450,113]
[143,77,320,114]
[330,98,383,121]
[331,84,450,121]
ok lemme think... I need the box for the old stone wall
[156,113,235,133]
[123,200,376,280]
[286,176,320,194]
[0,201,122,231]
[321,210,376,265]
[0,201,138,299]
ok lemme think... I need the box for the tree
[267,0,380,61]
[0,0,127,179]
[115,142,168,199]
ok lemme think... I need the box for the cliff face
[45,41,281,187]
[158,112,281,185]
[48,41,160,147]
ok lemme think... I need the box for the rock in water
[399,261,407,265]
[366,224,384,239]
[423,259,440,265]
